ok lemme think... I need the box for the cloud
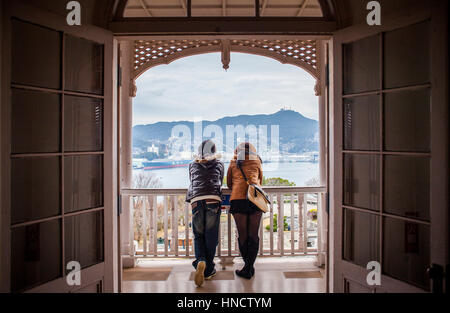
[133,53,318,126]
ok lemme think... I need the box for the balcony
[120,187,326,293]
[121,187,325,262]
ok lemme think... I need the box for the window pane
[12,89,61,154]
[384,89,430,152]
[12,19,61,89]
[344,95,380,151]
[11,220,61,292]
[65,211,104,271]
[65,35,104,95]
[343,209,380,267]
[64,96,103,152]
[344,154,380,211]
[384,21,430,89]
[11,157,61,224]
[383,217,430,290]
[384,156,430,221]
[343,35,380,94]
[64,155,103,213]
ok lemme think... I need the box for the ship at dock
[141,158,192,170]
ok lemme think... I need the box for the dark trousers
[191,200,221,276]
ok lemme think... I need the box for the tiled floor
[122,256,326,293]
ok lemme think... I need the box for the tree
[132,172,162,245]
[266,213,289,232]
[262,177,296,187]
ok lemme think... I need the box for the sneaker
[205,269,217,280]
[194,261,206,287]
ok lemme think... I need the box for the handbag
[237,164,271,213]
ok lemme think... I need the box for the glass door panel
[11,89,61,154]
[343,94,380,151]
[384,21,430,89]
[384,89,430,152]
[343,209,380,267]
[11,220,62,292]
[11,19,61,89]
[383,217,430,290]
[343,35,380,95]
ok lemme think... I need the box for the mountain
[133,110,319,154]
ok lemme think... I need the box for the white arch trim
[132,39,321,86]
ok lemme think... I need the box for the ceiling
[123,0,324,18]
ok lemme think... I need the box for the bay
[133,161,320,188]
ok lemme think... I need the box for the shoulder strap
[237,162,250,185]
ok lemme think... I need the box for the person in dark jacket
[186,140,224,287]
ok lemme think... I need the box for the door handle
[427,264,444,293]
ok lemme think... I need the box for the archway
[118,36,330,290]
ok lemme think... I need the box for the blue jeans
[191,200,221,276]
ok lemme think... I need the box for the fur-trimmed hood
[193,153,222,163]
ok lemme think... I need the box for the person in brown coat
[227,142,263,279]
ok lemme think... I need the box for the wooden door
[331,1,448,293]
[1,1,117,293]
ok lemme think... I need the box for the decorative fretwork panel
[134,39,222,71]
[133,39,320,80]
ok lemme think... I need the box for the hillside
[133,109,319,154]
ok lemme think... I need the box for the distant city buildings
[147,144,159,155]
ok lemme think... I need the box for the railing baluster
[153,196,158,257]
[227,212,232,257]
[298,193,304,253]
[269,194,274,256]
[174,196,179,257]
[143,196,148,257]
[170,196,175,255]
[185,202,190,257]
[259,209,263,256]
[129,196,134,257]
[164,195,168,257]
[316,193,320,254]
[148,196,154,255]
[277,194,284,256]
[281,194,285,256]
[303,194,308,254]
[290,193,295,255]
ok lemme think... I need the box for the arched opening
[120,45,328,293]
[132,52,321,187]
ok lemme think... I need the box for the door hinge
[325,192,330,214]
[118,195,122,216]
[325,63,330,87]
[118,67,122,87]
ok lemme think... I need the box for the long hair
[235,142,262,168]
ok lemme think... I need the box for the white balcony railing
[121,187,326,263]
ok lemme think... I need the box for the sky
[133,52,319,126]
